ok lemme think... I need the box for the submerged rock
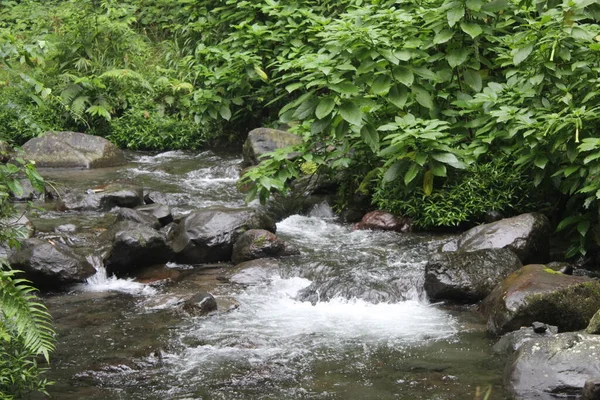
[504,332,600,399]
[180,292,218,316]
[169,208,276,264]
[441,213,551,264]
[231,229,287,264]
[480,264,600,335]
[242,127,302,166]
[353,210,412,233]
[58,183,144,211]
[424,248,522,303]
[8,238,96,290]
[226,258,280,286]
[297,274,407,304]
[22,131,126,169]
[102,221,173,276]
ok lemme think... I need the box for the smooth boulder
[480,264,600,335]
[22,131,126,169]
[424,248,522,303]
[114,207,161,229]
[441,213,551,264]
[102,221,173,276]
[58,183,144,211]
[225,258,280,286]
[169,208,276,264]
[180,292,217,316]
[504,332,600,399]
[231,229,287,264]
[353,211,412,233]
[242,128,302,166]
[8,238,96,290]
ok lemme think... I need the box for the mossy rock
[242,127,302,166]
[480,264,600,335]
[586,309,600,334]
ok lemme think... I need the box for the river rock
[242,127,302,166]
[424,248,522,303]
[353,210,412,233]
[231,229,287,264]
[180,292,217,316]
[586,309,600,334]
[505,332,600,399]
[114,207,161,229]
[226,258,280,286]
[22,131,126,169]
[135,203,173,226]
[169,208,276,264]
[8,238,96,290]
[297,274,407,304]
[493,324,558,355]
[480,264,600,335]
[584,379,600,400]
[441,213,551,264]
[58,183,144,211]
[102,221,173,276]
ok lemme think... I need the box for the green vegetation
[1,0,600,255]
[0,153,54,399]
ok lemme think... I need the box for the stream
[28,151,508,399]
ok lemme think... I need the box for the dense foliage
[1,0,600,256]
[0,152,54,399]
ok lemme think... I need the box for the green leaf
[423,170,434,196]
[7,178,23,197]
[513,44,534,66]
[292,97,319,120]
[431,152,465,169]
[534,154,548,169]
[447,48,470,68]
[330,82,360,95]
[466,0,483,11]
[430,160,447,177]
[315,97,336,119]
[413,85,434,109]
[219,105,232,121]
[393,66,414,87]
[460,22,483,39]
[371,75,393,95]
[556,215,582,232]
[384,161,402,182]
[577,220,591,237]
[434,29,454,44]
[463,69,482,92]
[404,163,419,185]
[339,101,362,126]
[447,7,465,28]
[388,85,408,108]
[360,125,380,152]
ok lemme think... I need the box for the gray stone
[101,221,173,276]
[135,203,173,226]
[505,332,600,399]
[424,248,522,303]
[59,183,144,211]
[583,378,600,400]
[242,128,302,166]
[114,207,161,229]
[441,213,551,264]
[226,258,280,286]
[231,229,287,264]
[169,208,276,264]
[180,292,217,316]
[586,309,600,334]
[22,131,126,169]
[8,238,96,290]
[353,210,412,233]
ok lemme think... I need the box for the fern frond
[0,263,55,362]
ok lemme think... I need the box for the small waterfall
[80,255,156,295]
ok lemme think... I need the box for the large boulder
[424,248,522,303]
[22,131,126,169]
[504,332,600,399]
[353,211,412,233]
[231,229,287,264]
[480,264,600,335]
[441,213,551,264]
[101,221,173,276]
[169,208,276,264]
[8,238,96,290]
[114,207,161,229]
[242,128,302,166]
[58,183,144,211]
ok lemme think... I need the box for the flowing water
[27,151,508,400]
